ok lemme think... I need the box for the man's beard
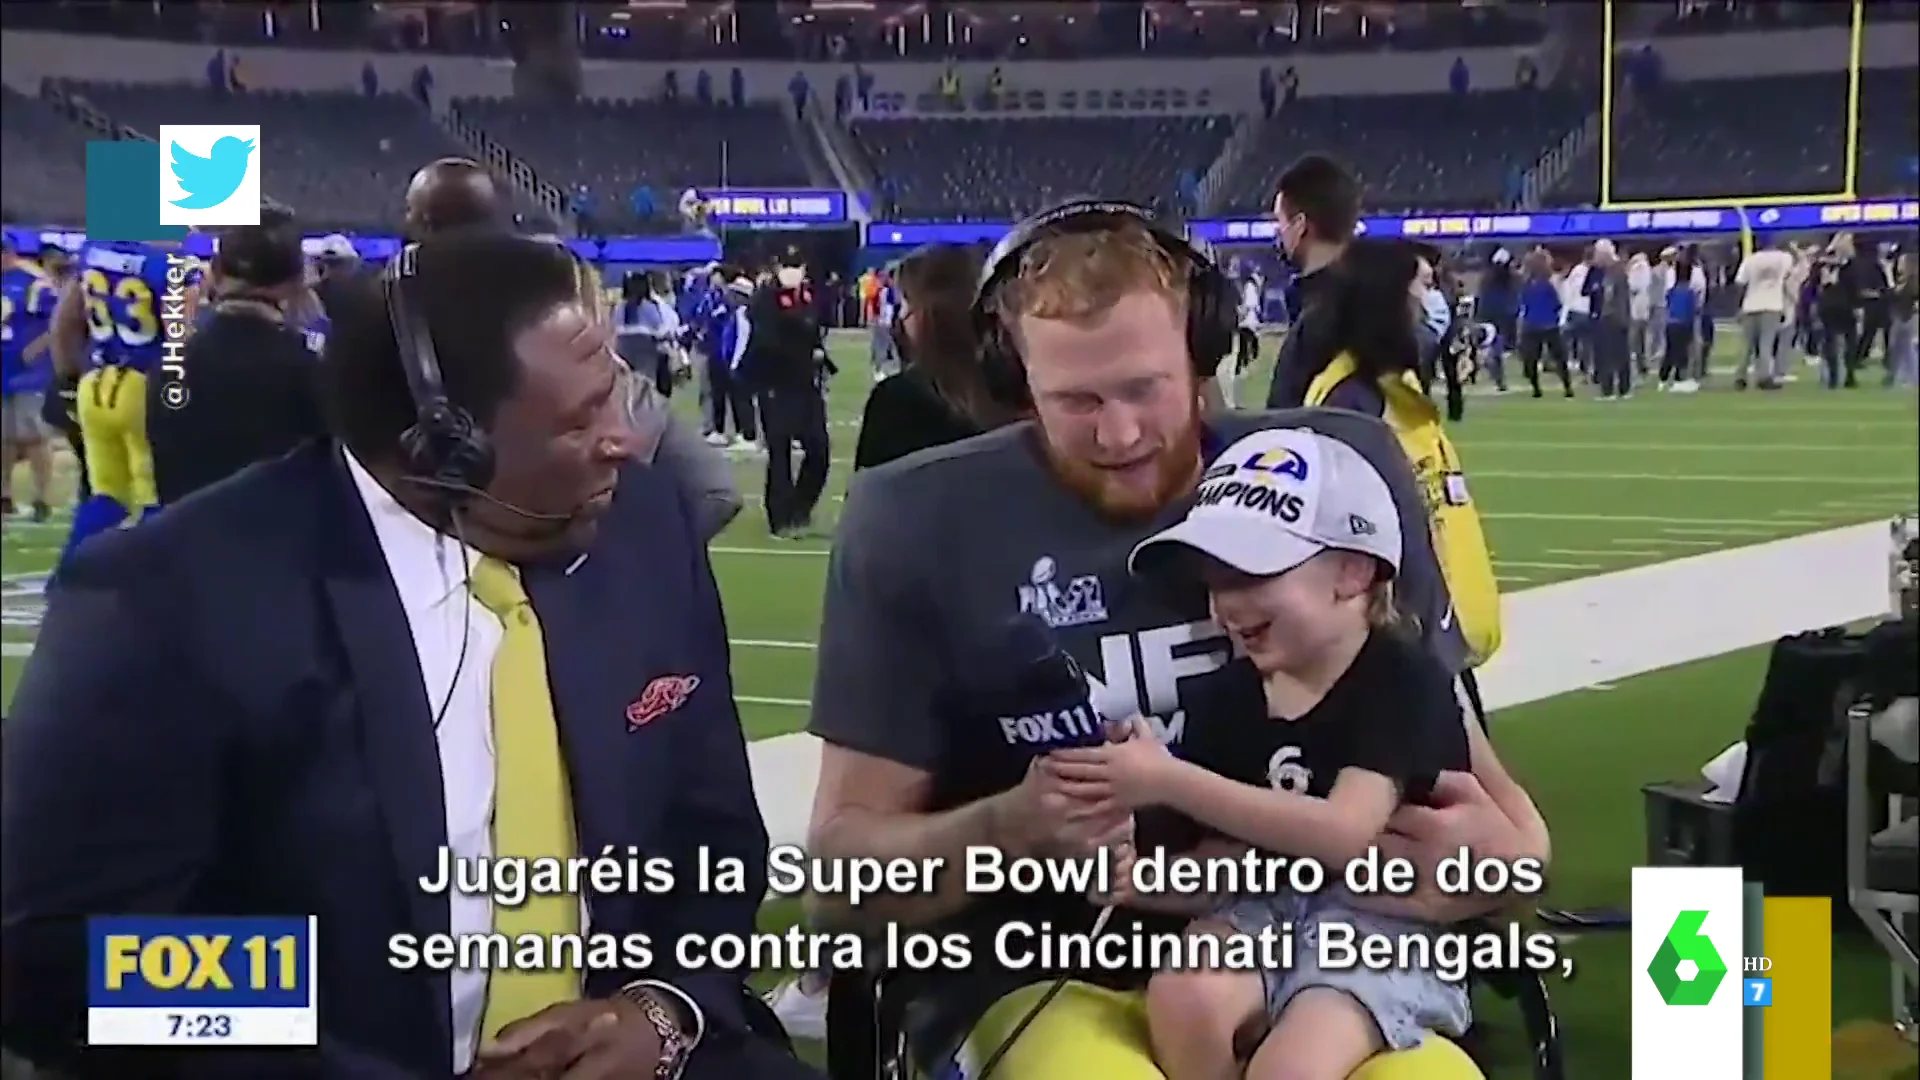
[1042,395,1205,524]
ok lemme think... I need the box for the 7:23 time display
[167,1013,233,1039]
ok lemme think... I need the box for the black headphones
[971,199,1239,410]
[384,243,496,497]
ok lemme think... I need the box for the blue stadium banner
[87,915,318,1046]
[84,141,190,244]
[867,197,1919,249]
[700,188,847,224]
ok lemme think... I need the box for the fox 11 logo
[86,915,316,1047]
[86,125,261,243]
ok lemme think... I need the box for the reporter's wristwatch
[617,984,696,1079]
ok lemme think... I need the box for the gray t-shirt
[809,408,1467,795]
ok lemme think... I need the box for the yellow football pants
[76,367,155,513]
[958,982,1483,1079]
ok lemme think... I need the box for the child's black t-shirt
[1164,629,1472,845]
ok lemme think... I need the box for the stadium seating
[849,116,1234,220]
[454,98,811,230]
[1565,67,1920,204]
[60,82,472,231]
[1859,66,1920,198]
[1605,73,1854,202]
[1219,89,1588,215]
[1,87,91,225]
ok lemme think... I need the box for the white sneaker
[1672,379,1700,394]
[703,431,730,447]
[763,976,829,1042]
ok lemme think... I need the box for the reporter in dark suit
[0,234,817,1080]
[147,208,328,505]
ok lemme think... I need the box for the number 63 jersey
[77,240,175,372]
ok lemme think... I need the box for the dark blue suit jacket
[1,443,774,1078]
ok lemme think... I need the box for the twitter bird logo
[168,135,254,210]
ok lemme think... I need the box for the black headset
[384,243,496,498]
[971,199,1240,410]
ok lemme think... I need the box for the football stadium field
[1,331,1916,1077]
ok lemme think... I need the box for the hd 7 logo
[1646,909,1730,1006]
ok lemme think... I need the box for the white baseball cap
[314,233,356,260]
[1129,428,1403,582]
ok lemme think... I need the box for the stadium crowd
[0,3,1916,1080]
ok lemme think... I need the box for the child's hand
[1046,715,1177,809]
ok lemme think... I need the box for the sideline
[744,522,1897,847]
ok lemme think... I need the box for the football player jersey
[77,241,178,373]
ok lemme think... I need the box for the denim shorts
[1215,891,1471,1052]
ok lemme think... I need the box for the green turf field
[2,331,1916,1076]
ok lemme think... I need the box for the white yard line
[1654,525,1784,537]
[1495,559,1603,571]
[1550,547,1666,558]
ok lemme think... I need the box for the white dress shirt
[346,450,503,1074]
[344,452,701,1072]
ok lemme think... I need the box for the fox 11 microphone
[997,611,1132,751]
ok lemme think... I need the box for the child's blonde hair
[1365,571,1419,636]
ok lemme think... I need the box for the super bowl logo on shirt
[1016,555,1109,629]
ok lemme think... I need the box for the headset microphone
[394,474,589,532]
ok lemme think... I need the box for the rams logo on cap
[1233,447,1310,482]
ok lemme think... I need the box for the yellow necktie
[467,557,582,1038]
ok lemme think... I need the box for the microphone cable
[974,716,1136,1080]
[972,903,1118,1080]
[427,507,476,732]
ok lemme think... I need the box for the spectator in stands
[1733,234,1793,390]
[148,208,325,505]
[1265,154,1361,408]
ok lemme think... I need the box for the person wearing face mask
[747,261,834,538]
[1265,154,1361,409]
